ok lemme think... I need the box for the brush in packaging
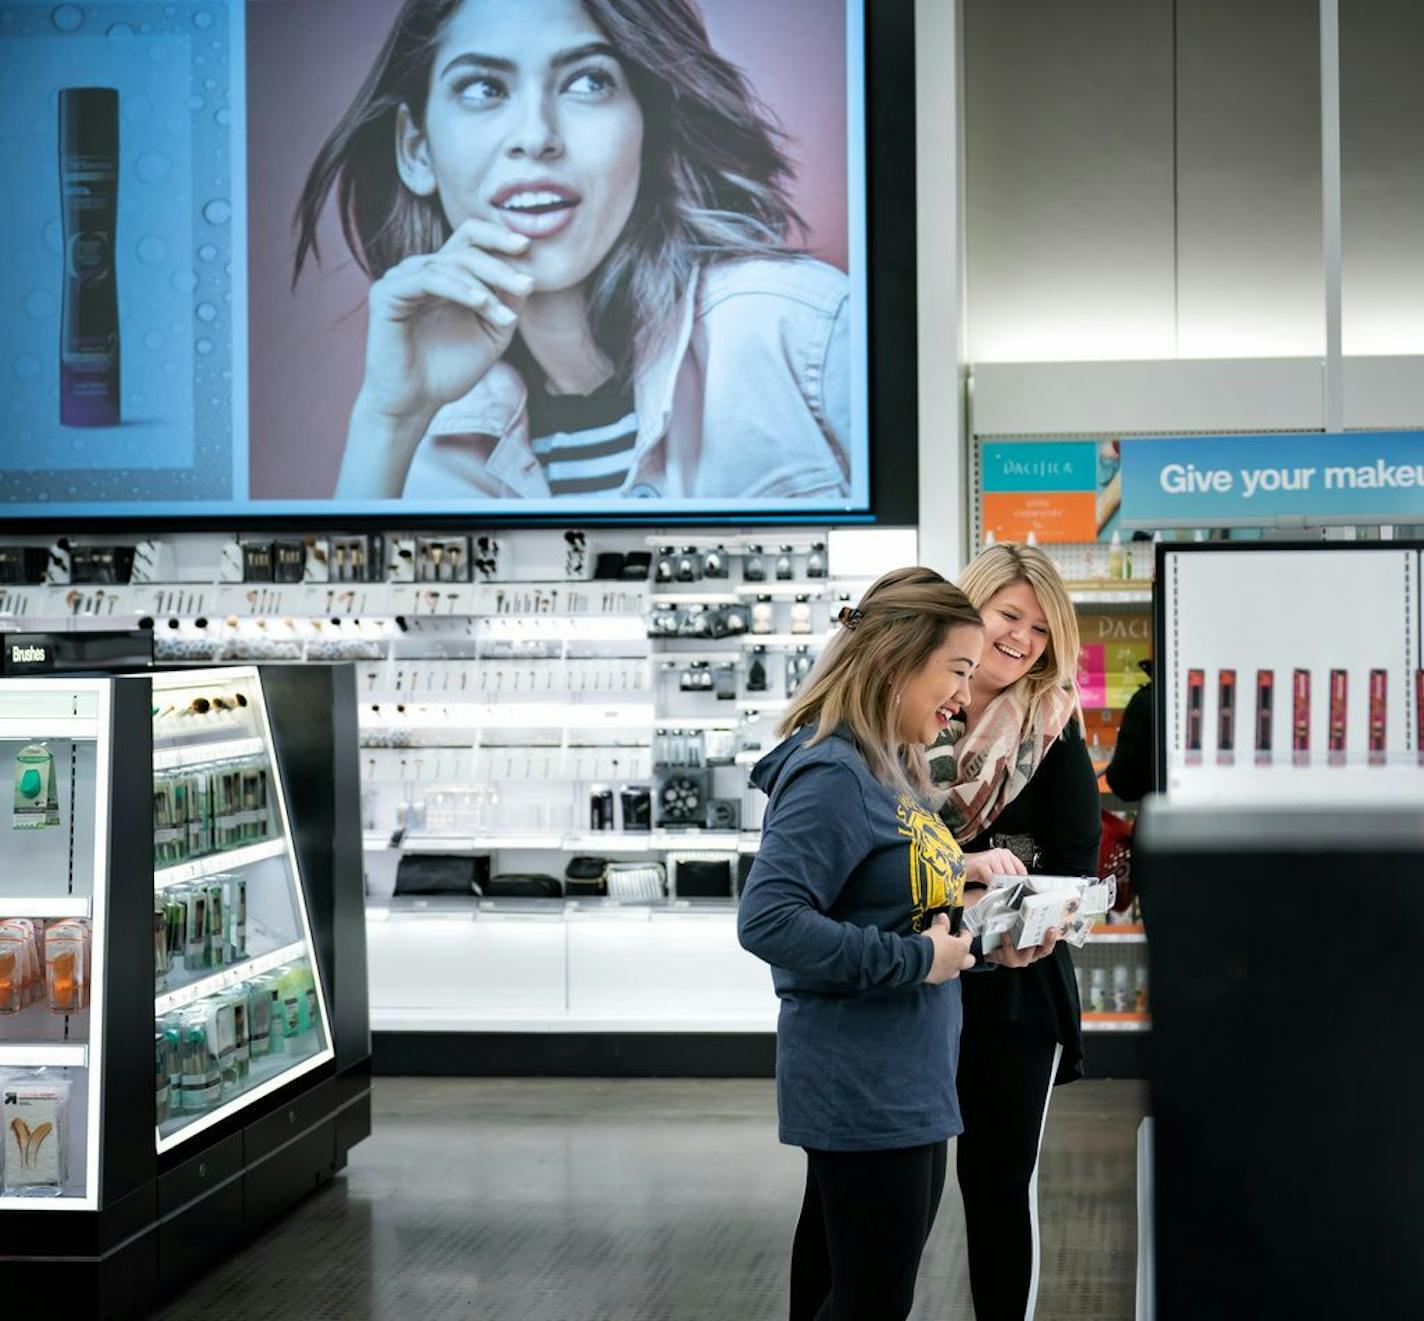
[155,1034,171,1124]
[1217,669,1236,766]
[1369,669,1387,767]
[179,1019,221,1112]
[13,743,60,830]
[1292,669,1311,766]
[245,980,271,1058]
[1328,669,1348,767]
[1185,669,1204,765]
[1254,669,1274,766]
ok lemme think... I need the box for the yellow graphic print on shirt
[897,796,966,933]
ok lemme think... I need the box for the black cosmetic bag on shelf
[564,855,608,896]
[673,857,734,898]
[393,854,490,897]
[484,873,563,898]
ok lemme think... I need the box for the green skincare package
[13,743,60,830]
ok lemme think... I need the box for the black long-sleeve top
[958,720,1102,1084]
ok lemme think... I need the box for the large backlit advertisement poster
[0,0,868,519]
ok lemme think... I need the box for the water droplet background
[4,0,236,502]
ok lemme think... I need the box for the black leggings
[789,1140,948,1321]
[955,1021,1062,1321]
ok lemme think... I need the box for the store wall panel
[963,0,1177,362]
[971,359,1324,436]
[1340,0,1424,355]
[1174,0,1324,357]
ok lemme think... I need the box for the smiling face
[974,580,1052,699]
[895,623,984,747]
[397,0,645,293]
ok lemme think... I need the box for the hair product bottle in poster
[1254,669,1274,766]
[1292,669,1311,767]
[1216,669,1236,766]
[1328,669,1348,767]
[59,87,120,427]
[1184,669,1204,765]
[1368,669,1387,767]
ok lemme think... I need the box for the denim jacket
[401,256,851,501]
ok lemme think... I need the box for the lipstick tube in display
[1328,669,1348,766]
[1368,669,1387,767]
[1292,669,1311,767]
[1216,669,1236,766]
[1185,669,1204,766]
[1254,669,1273,766]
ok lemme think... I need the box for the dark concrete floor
[151,1076,1147,1320]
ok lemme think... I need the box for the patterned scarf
[927,683,1077,844]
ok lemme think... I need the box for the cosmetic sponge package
[12,743,60,830]
[0,919,44,1014]
[2,1070,70,1192]
[44,919,91,1015]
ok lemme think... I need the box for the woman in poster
[294,0,851,503]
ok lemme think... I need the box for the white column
[915,0,964,575]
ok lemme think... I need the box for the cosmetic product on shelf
[775,545,795,580]
[750,597,774,635]
[1088,968,1107,1013]
[1184,670,1204,765]
[1292,669,1311,767]
[1369,669,1387,767]
[806,542,828,579]
[1328,669,1348,767]
[44,919,90,1014]
[702,544,729,579]
[156,1034,171,1125]
[746,649,768,693]
[1111,965,1131,1014]
[789,596,812,635]
[2,1071,69,1191]
[12,742,60,831]
[1254,669,1273,766]
[0,920,43,1014]
[743,546,766,582]
[620,785,652,832]
[1216,669,1236,766]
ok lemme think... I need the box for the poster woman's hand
[336,219,533,498]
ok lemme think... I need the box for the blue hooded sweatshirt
[737,723,967,1151]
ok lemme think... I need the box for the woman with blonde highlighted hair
[738,567,1057,1321]
[929,542,1102,1321]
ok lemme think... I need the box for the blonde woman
[929,542,1102,1321]
[738,568,1054,1321]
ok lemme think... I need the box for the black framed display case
[0,664,369,1316]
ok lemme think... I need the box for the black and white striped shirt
[525,377,638,497]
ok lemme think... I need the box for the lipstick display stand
[1156,541,1424,805]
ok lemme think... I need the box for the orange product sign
[981,491,1097,544]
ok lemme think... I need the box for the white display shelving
[0,677,112,1211]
